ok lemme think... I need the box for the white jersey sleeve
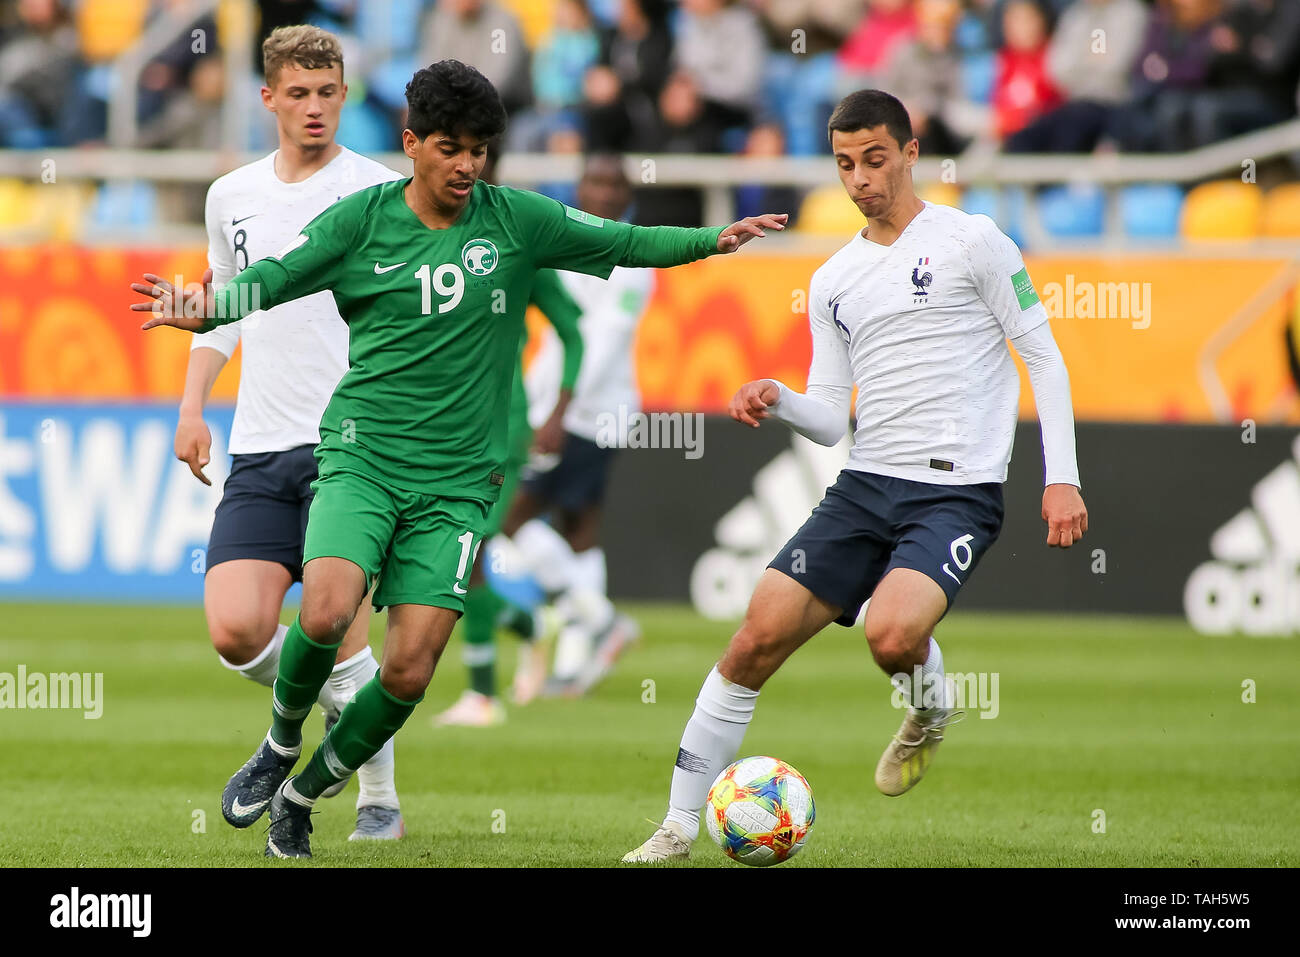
[1010,321,1081,488]
[767,269,852,446]
[191,179,241,358]
[966,214,1049,341]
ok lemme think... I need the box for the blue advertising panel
[0,402,236,602]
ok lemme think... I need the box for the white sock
[317,646,375,715]
[889,636,952,716]
[664,666,759,841]
[572,547,607,596]
[284,777,316,809]
[551,620,593,680]
[316,647,401,811]
[218,623,286,687]
[357,737,400,811]
[264,730,300,760]
[514,519,577,593]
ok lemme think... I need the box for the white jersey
[809,202,1050,485]
[192,147,402,454]
[525,266,654,442]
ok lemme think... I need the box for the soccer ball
[705,756,815,866]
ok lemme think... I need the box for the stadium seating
[1261,183,1300,238]
[1180,180,1264,240]
[502,0,556,49]
[76,0,148,62]
[960,186,1027,247]
[1038,183,1106,239]
[90,181,159,229]
[961,52,997,105]
[918,182,963,208]
[0,179,40,231]
[795,184,866,236]
[1119,183,1185,239]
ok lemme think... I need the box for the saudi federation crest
[462,238,499,276]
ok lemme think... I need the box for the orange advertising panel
[2,245,1297,423]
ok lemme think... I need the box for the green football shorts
[303,467,490,613]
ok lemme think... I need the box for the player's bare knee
[378,660,431,702]
[866,620,926,673]
[298,602,355,645]
[210,619,274,666]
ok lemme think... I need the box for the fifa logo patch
[462,238,499,276]
[911,257,933,299]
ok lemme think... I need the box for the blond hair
[262,24,343,87]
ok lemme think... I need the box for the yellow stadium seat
[32,184,94,242]
[501,0,555,48]
[0,180,40,230]
[1180,180,1264,241]
[795,184,865,236]
[918,182,961,208]
[77,0,148,62]
[1262,183,1300,238]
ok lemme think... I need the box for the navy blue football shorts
[767,469,1004,626]
[206,444,317,582]
[519,431,618,512]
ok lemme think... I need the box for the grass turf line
[0,602,1295,867]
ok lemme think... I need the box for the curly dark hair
[405,59,507,141]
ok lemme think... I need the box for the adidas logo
[1184,434,1300,635]
[690,433,852,620]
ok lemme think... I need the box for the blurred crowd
[2,0,1298,227]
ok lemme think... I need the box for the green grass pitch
[1,602,1296,867]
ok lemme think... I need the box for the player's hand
[1042,483,1087,547]
[132,268,215,331]
[717,213,787,253]
[533,407,568,457]
[729,379,781,428]
[174,414,213,486]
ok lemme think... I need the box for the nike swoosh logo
[453,583,468,595]
[232,214,258,225]
[230,797,269,818]
[374,262,407,274]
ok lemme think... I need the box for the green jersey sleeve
[199,192,362,331]
[529,269,584,391]
[506,186,725,280]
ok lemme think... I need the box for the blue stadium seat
[1038,184,1106,239]
[954,12,989,52]
[1119,183,1183,239]
[961,52,996,105]
[355,0,424,56]
[90,181,158,228]
[337,99,396,154]
[961,186,1027,248]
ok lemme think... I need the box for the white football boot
[621,821,693,863]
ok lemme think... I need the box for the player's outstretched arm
[131,269,216,332]
[715,214,788,253]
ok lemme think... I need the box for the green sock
[269,615,341,750]
[295,675,421,800]
[463,585,504,698]
[499,603,536,641]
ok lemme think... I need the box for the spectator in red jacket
[991,0,1062,140]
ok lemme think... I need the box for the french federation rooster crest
[911,257,933,296]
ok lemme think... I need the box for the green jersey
[202,179,722,501]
